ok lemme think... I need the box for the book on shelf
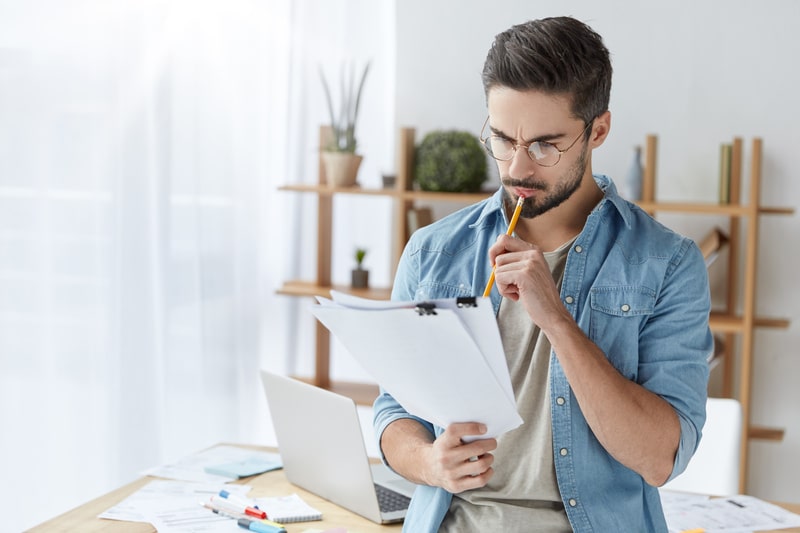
[718,143,732,204]
[698,226,729,267]
[407,206,433,235]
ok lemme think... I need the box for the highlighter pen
[200,501,246,520]
[482,193,526,297]
[209,495,267,519]
[219,489,263,512]
[237,517,287,533]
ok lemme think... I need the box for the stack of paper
[312,292,522,440]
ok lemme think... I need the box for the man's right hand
[424,422,497,493]
[381,419,497,494]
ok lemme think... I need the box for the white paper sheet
[141,444,281,483]
[99,479,250,523]
[312,292,522,440]
[660,491,800,533]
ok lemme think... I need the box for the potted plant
[415,130,488,192]
[319,62,370,187]
[351,247,369,289]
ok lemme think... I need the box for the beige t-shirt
[440,238,575,533]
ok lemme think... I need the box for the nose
[506,144,536,181]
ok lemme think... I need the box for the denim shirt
[373,175,712,533]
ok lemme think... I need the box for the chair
[661,397,742,496]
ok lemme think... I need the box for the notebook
[261,371,417,524]
[255,493,322,523]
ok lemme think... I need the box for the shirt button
[556,397,565,405]
[621,304,631,312]
[560,448,568,456]
[574,245,583,253]
[565,296,574,304]
[568,498,577,507]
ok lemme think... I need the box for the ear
[589,110,611,149]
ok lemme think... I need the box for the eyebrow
[489,125,567,144]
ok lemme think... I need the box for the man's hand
[489,234,569,332]
[420,422,497,493]
[381,419,497,494]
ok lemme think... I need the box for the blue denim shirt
[373,175,712,532]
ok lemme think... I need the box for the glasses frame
[479,116,594,167]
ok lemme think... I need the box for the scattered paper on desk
[99,479,250,523]
[255,493,323,523]
[661,493,800,532]
[142,444,282,483]
[204,455,283,479]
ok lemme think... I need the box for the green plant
[354,247,367,269]
[415,130,488,193]
[319,62,370,153]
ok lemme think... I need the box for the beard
[501,143,589,219]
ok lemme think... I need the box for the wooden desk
[27,445,800,533]
[28,445,399,533]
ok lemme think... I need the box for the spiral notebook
[254,493,322,523]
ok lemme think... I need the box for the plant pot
[351,268,369,289]
[321,151,363,187]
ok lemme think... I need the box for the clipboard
[311,291,523,440]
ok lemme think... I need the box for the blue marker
[237,517,287,533]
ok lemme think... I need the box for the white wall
[393,0,800,502]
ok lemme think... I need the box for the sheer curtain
[0,1,393,530]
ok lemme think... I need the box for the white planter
[321,151,363,187]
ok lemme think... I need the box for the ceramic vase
[321,152,363,187]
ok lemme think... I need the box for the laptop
[260,371,417,524]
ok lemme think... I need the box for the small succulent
[354,248,367,269]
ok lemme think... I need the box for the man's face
[486,88,592,219]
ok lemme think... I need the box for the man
[373,16,712,532]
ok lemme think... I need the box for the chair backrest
[661,397,742,496]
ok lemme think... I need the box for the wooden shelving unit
[277,126,490,405]
[640,134,794,493]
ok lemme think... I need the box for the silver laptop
[261,371,417,524]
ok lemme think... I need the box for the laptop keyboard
[375,483,411,513]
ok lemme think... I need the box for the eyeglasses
[480,117,594,167]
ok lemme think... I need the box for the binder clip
[456,296,478,308]
[415,302,438,316]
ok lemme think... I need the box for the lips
[514,187,538,199]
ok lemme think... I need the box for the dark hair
[482,17,612,124]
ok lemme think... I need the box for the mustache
[501,178,547,191]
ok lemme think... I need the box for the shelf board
[709,312,790,332]
[636,201,794,216]
[277,280,392,300]
[292,376,379,406]
[279,183,491,203]
[749,425,785,441]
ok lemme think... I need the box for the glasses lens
[485,136,514,161]
[529,142,559,167]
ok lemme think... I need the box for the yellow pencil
[482,194,525,297]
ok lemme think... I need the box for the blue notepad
[204,456,283,479]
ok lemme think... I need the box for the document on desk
[311,292,522,440]
[660,491,800,532]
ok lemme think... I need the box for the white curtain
[1,0,395,527]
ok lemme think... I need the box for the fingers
[427,423,497,493]
[487,234,530,266]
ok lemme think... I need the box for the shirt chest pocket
[589,286,656,379]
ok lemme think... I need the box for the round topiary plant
[414,130,488,193]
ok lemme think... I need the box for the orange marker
[482,194,525,297]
